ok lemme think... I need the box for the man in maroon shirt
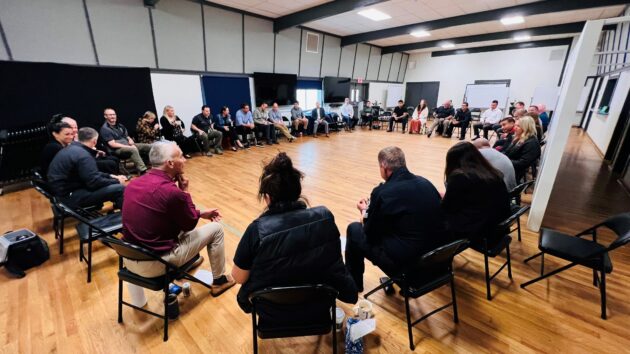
[122,141,235,297]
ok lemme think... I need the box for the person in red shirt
[122,141,235,297]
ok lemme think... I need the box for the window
[296,89,322,111]
[598,78,617,114]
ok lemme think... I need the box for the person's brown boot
[210,275,236,297]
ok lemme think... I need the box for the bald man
[472,138,516,190]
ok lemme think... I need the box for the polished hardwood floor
[0,127,629,353]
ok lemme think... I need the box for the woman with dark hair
[442,142,511,245]
[213,106,243,151]
[231,152,358,315]
[40,121,75,178]
[409,99,429,134]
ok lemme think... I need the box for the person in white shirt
[311,101,329,138]
[473,100,503,140]
[340,98,357,132]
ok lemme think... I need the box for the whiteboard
[464,84,509,110]
[386,84,404,108]
[531,86,560,111]
[151,73,203,137]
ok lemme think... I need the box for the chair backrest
[101,236,163,262]
[31,178,55,203]
[250,284,338,306]
[603,212,630,249]
[509,180,535,200]
[416,239,470,268]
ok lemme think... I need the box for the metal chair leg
[484,253,492,301]
[118,278,123,323]
[450,277,459,323]
[252,310,258,354]
[59,216,65,254]
[516,218,522,242]
[506,245,513,279]
[404,294,414,351]
[600,268,607,320]
[593,269,598,286]
[331,302,337,354]
[163,282,169,341]
[87,239,92,283]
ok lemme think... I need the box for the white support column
[527,20,605,231]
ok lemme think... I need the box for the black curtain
[0,60,156,134]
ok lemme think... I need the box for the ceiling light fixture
[501,16,524,25]
[357,9,391,21]
[410,30,431,38]
[514,35,531,41]
[441,43,455,49]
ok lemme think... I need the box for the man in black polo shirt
[427,100,455,138]
[443,102,472,140]
[387,100,409,133]
[345,146,448,292]
[100,108,152,173]
[48,127,126,209]
[191,105,224,156]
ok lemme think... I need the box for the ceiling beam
[274,0,390,33]
[340,0,628,46]
[431,38,573,58]
[382,22,587,54]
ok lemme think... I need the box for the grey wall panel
[87,0,155,68]
[352,44,370,79]
[366,46,381,81]
[0,37,7,60]
[378,53,392,81]
[204,5,242,73]
[152,0,204,70]
[397,54,409,82]
[274,27,300,75]
[300,30,323,78]
[338,44,356,78]
[244,16,274,73]
[388,52,402,81]
[0,0,95,64]
[320,35,341,77]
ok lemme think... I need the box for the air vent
[549,49,565,61]
[305,32,319,54]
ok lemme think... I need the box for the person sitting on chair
[502,116,541,182]
[213,106,243,151]
[345,147,448,292]
[191,105,224,156]
[409,99,428,134]
[290,101,309,136]
[121,141,235,296]
[443,102,471,140]
[442,142,511,246]
[40,120,75,178]
[387,100,409,133]
[100,108,152,174]
[492,117,516,151]
[361,101,376,130]
[236,104,259,148]
[472,138,517,191]
[48,127,127,210]
[63,116,120,175]
[269,103,295,142]
[253,102,277,145]
[160,105,198,158]
[135,111,161,144]
[232,152,358,313]
[341,97,357,131]
[427,100,455,138]
[311,101,329,138]
[473,100,503,140]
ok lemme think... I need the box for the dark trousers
[96,156,120,174]
[445,121,469,139]
[61,183,125,210]
[388,117,408,132]
[473,123,501,139]
[173,135,199,154]
[361,115,375,129]
[235,125,254,144]
[255,123,276,143]
[216,126,238,144]
[345,222,399,291]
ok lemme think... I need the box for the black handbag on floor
[1,229,50,278]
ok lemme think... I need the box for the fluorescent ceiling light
[410,30,431,38]
[501,16,524,25]
[357,9,391,21]
[441,43,455,49]
[514,35,531,41]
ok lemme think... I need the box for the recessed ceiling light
[501,16,524,25]
[410,30,431,38]
[357,9,391,21]
[514,35,531,41]
[441,43,455,49]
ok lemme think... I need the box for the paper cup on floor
[193,269,213,286]
[127,283,147,308]
[335,307,345,330]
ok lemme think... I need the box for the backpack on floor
[0,229,50,278]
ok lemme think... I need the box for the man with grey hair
[472,138,517,190]
[345,146,448,292]
[121,141,235,296]
[47,127,126,209]
[61,116,120,174]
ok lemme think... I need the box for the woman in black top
[503,116,541,182]
[231,152,358,315]
[40,121,74,178]
[442,142,511,246]
[160,105,196,157]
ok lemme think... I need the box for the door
[405,82,440,110]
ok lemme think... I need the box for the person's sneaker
[244,143,251,149]
[256,141,263,147]
[427,132,432,138]
[210,275,236,297]
[205,152,213,157]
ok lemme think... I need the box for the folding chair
[507,180,535,241]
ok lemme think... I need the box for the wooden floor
[1,127,629,353]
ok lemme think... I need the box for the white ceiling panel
[208,0,332,18]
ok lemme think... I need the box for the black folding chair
[250,284,338,354]
[101,236,212,341]
[56,202,122,283]
[521,212,630,319]
[364,239,469,350]
[467,223,513,301]
[507,180,535,242]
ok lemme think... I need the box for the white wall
[368,82,406,108]
[404,45,570,108]
[586,71,630,153]
[151,73,204,135]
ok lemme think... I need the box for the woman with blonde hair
[160,105,197,157]
[503,116,541,181]
[136,111,160,144]
[409,99,429,134]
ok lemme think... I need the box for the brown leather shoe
[210,275,236,297]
